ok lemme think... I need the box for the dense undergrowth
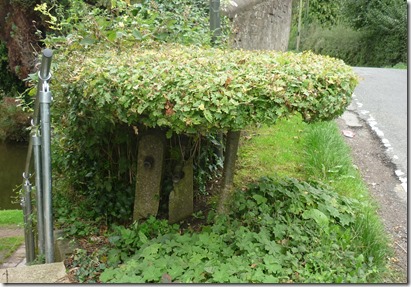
[98,177,376,283]
[65,116,391,283]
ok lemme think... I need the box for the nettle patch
[52,44,358,135]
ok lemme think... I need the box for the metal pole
[33,49,53,126]
[37,48,54,263]
[39,80,54,263]
[21,48,53,264]
[33,132,45,255]
[210,0,221,45]
[22,175,35,263]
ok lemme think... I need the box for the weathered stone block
[169,157,194,224]
[133,132,165,221]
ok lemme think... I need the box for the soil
[0,227,23,238]
[336,115,407,283]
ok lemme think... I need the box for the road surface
[351,67,407,189]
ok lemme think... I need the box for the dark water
[0,142,28,210]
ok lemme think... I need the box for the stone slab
[340,111,363,128]
[133,132,166,221]
[0,262,66,283]
[169,157,194,224]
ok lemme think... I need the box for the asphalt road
[351,67,407,183]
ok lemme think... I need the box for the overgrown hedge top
[52,44,358,134]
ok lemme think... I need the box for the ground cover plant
[98,177,377,283]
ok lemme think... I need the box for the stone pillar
[169,157,194,224]
[133,132,166,221]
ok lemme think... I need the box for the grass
[236,114,392,282]
[236,115,307,185]
[0,209,24,265]
[0,236,24,264]
[0,209,23,227]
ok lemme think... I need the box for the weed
[98,177,382,283]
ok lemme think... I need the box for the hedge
[51,43,358,136]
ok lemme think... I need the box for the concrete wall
[223,0,293,51]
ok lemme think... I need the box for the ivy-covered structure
[50,42,357,223]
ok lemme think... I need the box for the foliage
[48,41,356,223]
[97,177,381,283]
[33,0,231,225]
[0,42,25,99]
[290,0,407,67]
[342,0,406,31]
[53,178,103,237]
[107,216,180,258]
[293,0,344,27]
[39,0,229,48]
[291,24,370,66]
[68,216,180,283]
[237,116,390,273]
[0,97,30,142]
[343,0,407,67]
[67,115,391,283]
[52,44,357,134]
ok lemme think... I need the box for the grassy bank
[0,209,24,264]
[237,116,391,281]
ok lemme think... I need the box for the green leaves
[96,176,379,284]
[302,208,329,232]
[52,44,358,135]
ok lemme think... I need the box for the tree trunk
[0,0,44,80]
[217,130,241,215]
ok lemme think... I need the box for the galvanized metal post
[22,48,53,264]
[32,132,44,255]
[22,175,35,263]
[210,0,221,44]
[39,81,54,263]
[38,49,53,263]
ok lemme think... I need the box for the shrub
[0,97,30,142]
[48,43,357,223]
